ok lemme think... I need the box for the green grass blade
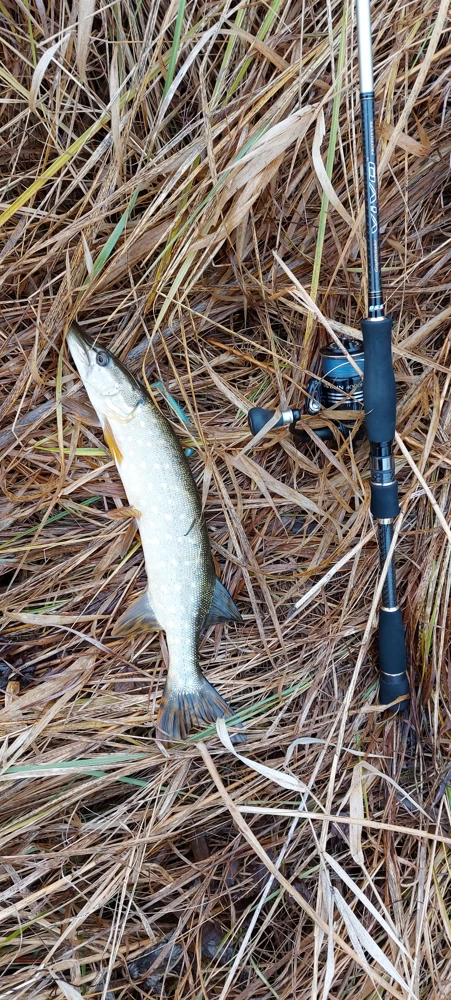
[211,4,246,108]
[162,0,187,101]
[89,185,141,282]
[225,0,285,101]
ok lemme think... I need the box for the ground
[1,1,451,998]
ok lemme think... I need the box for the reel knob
[248,408,300,436]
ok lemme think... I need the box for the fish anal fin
[156,674,245,744]
[113,591,161,637]
[203,577,243,627]
[104,417,123,465]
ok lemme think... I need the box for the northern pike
[67,322,243,741]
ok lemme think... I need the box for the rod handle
[248,408,284,435]
[361,317,396,443]
[378,608,409,711]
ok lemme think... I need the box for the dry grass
[1,0,451,997]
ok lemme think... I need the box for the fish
[67,322,244,742]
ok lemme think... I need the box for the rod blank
[356,0,374,92]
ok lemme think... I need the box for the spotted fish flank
[67,322,244,742]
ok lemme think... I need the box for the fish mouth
[67,322,96,365]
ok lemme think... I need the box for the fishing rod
[355,0,409,710]
[247,0,409,710]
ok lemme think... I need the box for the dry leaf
[349,761,365,866]
[312,109,354,227]
[231,451,323,516]
[109,45,122,179]
[0,657,96,722]
[216,108,316,222]
[76,0,96,83]
[217,717,325,810]
[55,981,84,1000]
[332,887,413,994]
[380,121,430,157]
[324,852,410,958]
[29,34,71,112]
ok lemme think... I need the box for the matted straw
[1,0,451,997]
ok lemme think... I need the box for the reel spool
[248,339,364,442]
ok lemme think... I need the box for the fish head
[67,322,144,423]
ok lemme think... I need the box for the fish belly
[110,404,215,687]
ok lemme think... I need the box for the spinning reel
[248,339,364,443]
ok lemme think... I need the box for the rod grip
[378,608,409,710]
[361,317,396,443]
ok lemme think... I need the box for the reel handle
[247,341,364,440]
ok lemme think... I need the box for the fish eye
[96,351,109,367]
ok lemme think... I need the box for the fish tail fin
[156,674,245,744]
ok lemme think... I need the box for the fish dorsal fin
[204,577,243,627]
[113,591,161,637]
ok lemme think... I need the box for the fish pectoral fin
[113,591,161,637]
[203,577,243,627]
[156,674,245,744]
[103,417,123,465]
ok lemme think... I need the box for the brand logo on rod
[368,160,378,235]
